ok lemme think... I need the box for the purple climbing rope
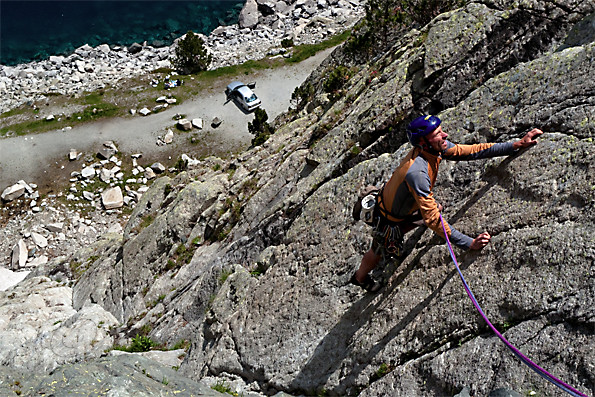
[439,214,589,397]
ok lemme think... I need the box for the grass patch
[70,261,87,279]
[113,334,157,353]
[146,294,166,309]
[211,380,242,396]
[140,214,155,229]
[0,102,119,137]
[286,30,351,63]
[219,269,233,284]
[165,242,197,272]
[171,339,191,351]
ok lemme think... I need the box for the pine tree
[248,108,274,146]
[173,31,212,74]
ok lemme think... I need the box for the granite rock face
[0,353,226,397]
[2,1,594,396]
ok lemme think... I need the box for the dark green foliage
[291,82,315,111]
[323,65,351,96]
[115,335,157,353]
[281,38,294,48]
[166,243,196,272]
[370,363,394,382]
[173,31,212,74]
[174,157,188,172]
[248,108,274,146]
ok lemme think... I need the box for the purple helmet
[406,115,441,145]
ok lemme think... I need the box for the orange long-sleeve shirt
[379,141,515,249]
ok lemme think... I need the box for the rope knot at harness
[438,214,589,397]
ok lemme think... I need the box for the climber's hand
[514,128,543,149]
[470,232,491,250]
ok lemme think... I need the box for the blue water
[0,0,244,66]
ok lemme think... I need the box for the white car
[225,81,261,112]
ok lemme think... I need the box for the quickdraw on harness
[374,185,406,257]
[439,214,589,397]
[378,222,403,256]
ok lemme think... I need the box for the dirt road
[0,48,332,192]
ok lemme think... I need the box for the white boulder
[2,183,26,201]
[164,129,174,144]
[0,268,30,291]
[177,119,192,131]
[101,186,124,209]
[11,239,28,270]
[31,232,48,248]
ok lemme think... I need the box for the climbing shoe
[350,273,382,293]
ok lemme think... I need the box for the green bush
[248,108,274,146]
[129,335,156,352]
[323,65,350,94]
[281,38,294,48]
[173,31,212,74]
[112,335,157,353]
[291,82,314,110]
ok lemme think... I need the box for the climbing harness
[439,214,589,397]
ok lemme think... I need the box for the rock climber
[351,115,543,292]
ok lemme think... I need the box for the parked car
[225,81,261,111]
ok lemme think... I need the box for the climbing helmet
[406,115,441,145]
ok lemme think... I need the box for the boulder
[69,149,80,161]
[211,117,222,128]
[31,232,48,248]
[97,147,116,160]
[99,168,112,183]
[181,153,200,167]
[128,42,143,54]
[49,55,64,64]
[150,163,166,174]
[81,166,96,179]
[144,168,157,180]
[177,119,192,131]
[101,186,124,210]
[103,141,118,152]
[97,44,110,54]
[27,255,49,267]
[82,191,95,201]
[164,129,174,144]
[11,239,28,270]
[1,183,26,202]
[192,118,204,129]
[139,107,151,116]
[46,222,64,233]
[0,268,30,291]
[239,0,260,28]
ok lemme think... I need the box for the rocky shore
[0,0,364,114]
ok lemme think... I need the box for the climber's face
[425,126,448,151]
